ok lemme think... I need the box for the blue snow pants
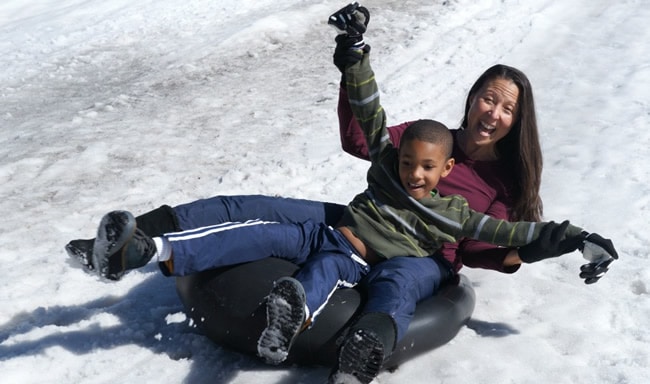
[171,195,448,341]
[173,194,345,230]
[165,218,370,320]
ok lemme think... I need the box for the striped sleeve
[462,210,585,247]
[345,53,391,163]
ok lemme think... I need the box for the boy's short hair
[400,119,453,159]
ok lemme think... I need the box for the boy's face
[398,139,454,200]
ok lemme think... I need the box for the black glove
[578,232,618,284]
[579,232,618,260]
[518,221,585,263]
[333,34,366,74]
[579,258,614,284]
[328,2,370,36]
[329,3,371,86]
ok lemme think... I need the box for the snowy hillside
[1,1,648,383]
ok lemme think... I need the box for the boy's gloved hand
[333,34,366,74]
[328,2,370,36]
[580,232,618,261]
[579,258,615,284]
[518,221,584,263]
[330,3,371,86]
[578,232,618,284]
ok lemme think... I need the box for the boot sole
[92,211,136,280]
[257,277,306,365]
[331,329,384,384]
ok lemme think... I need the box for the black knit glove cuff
[519,221,584,263]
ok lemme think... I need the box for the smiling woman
[460,77,521,160]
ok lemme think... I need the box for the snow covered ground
[1,0,648,383]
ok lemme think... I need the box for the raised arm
[343,49,390,163]
[338,87,410,160]
[331,19,410,160]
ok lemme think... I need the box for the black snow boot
[65,205,178,272]
[257,277,307,365]
[92,210,157,281]
[65,238,96,271]
[329,312,397,384]
[133,204,180,237]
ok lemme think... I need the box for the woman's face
[465,77,519,148]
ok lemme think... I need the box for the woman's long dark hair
[461,64,543,222]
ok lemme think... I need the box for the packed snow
[1,0,648,383]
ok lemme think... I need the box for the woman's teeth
[480,121,495,133]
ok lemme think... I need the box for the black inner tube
[175,257,475,368]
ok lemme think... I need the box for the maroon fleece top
[337,87,520,273]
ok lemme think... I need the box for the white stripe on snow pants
[164,219,370,321]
